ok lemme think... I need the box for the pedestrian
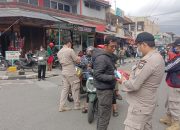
[36,45,48,81]
[57,39,81,112]
[118,32,165,130]
[119,47,125,65]
[93,36,117,130]
[160,38,180,130]
[47,42,54,71]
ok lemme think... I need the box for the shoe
[116,94,123,100]
[38,78,41,81]
[82,107,88,113]
[42,78,46,81]
[59,107,71,112]
[74,106,83,110]
[160,115,172,126]
[113,111,119,117]
[166,121,180,130]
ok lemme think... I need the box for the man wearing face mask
[36,45,48,81]
[57,39,81,112]
[160,38,180,130]
[118,32,165,130]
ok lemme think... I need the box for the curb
[0,73,59,80]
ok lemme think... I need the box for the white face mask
[137,48,143,57]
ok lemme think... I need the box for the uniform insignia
[138,60,147,69]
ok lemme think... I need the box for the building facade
[124,17,160,38]
[0,0,110,55]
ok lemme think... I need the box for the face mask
[137,48,143,57]
[174,47,180,54]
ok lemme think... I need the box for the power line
[150,10,180,16]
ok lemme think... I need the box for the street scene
[0,0,180,130]
[0,63,168,130]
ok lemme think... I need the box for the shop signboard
[5,51,20,61]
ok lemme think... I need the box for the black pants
[97,89,113,130]
[38,65,46,79]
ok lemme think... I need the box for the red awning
[95,24,106,32]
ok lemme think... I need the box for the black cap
[135,32,155,44]
[173,38,180,46]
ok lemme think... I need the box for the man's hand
[116,76,127,84]
[76,56,81,64]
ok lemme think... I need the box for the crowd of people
[56,32,180,130]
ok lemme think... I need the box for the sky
[109,0,180,35]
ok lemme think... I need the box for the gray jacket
[36,50,48,65]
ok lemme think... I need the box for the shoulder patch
[138,60,147,69]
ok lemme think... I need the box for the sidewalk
[0,69,60,80]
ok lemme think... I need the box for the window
[64,4,70,12]
[137,21,144,31]
[130,24,135,31]
[84,1,101,11]
[58,3,63,10]
[96,5,101,11]
[44,0,50,8]
[84,1,89,8]
[51,1,57,9]
[19,0,28,4]
[29,0,38,6]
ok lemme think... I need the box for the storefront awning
[0,8,59,22]
[53,16,96,28]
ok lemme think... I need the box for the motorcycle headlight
[86,77,96,92]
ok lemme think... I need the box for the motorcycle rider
[47,42,54,71]
[80,46,94,113]
[160,38,180,130]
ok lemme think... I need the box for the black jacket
[93,48,116,90]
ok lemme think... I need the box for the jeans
[38,65,46,79]
[97,89,113,130]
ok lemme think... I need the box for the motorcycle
[0,52,8,71]
[52,53,62,70]
[67,67,88,102]
[86,76,98,124]
[18,55,38,73]
[0,52,20,71]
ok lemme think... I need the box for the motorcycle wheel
[67,93,74,102]
[0,59,8,71]
[32,64,38,73]
[88,102,95,124]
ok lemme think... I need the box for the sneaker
[74,106,83,110]
[42,78,46,81]
[38,78,41,81]
[113,111,119,117]
[59,107,71,112]
[166,121,180,130]
[116,94,123,100]
[160,115,172,126]
[82,107,88,113]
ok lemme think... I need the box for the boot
[160,115,172,126]
[166,121,180,130]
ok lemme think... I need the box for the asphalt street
[0,63,168,130]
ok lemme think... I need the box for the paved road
[0,63,168,130]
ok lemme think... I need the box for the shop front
[0,8,58,57]
[47,17,96,53]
